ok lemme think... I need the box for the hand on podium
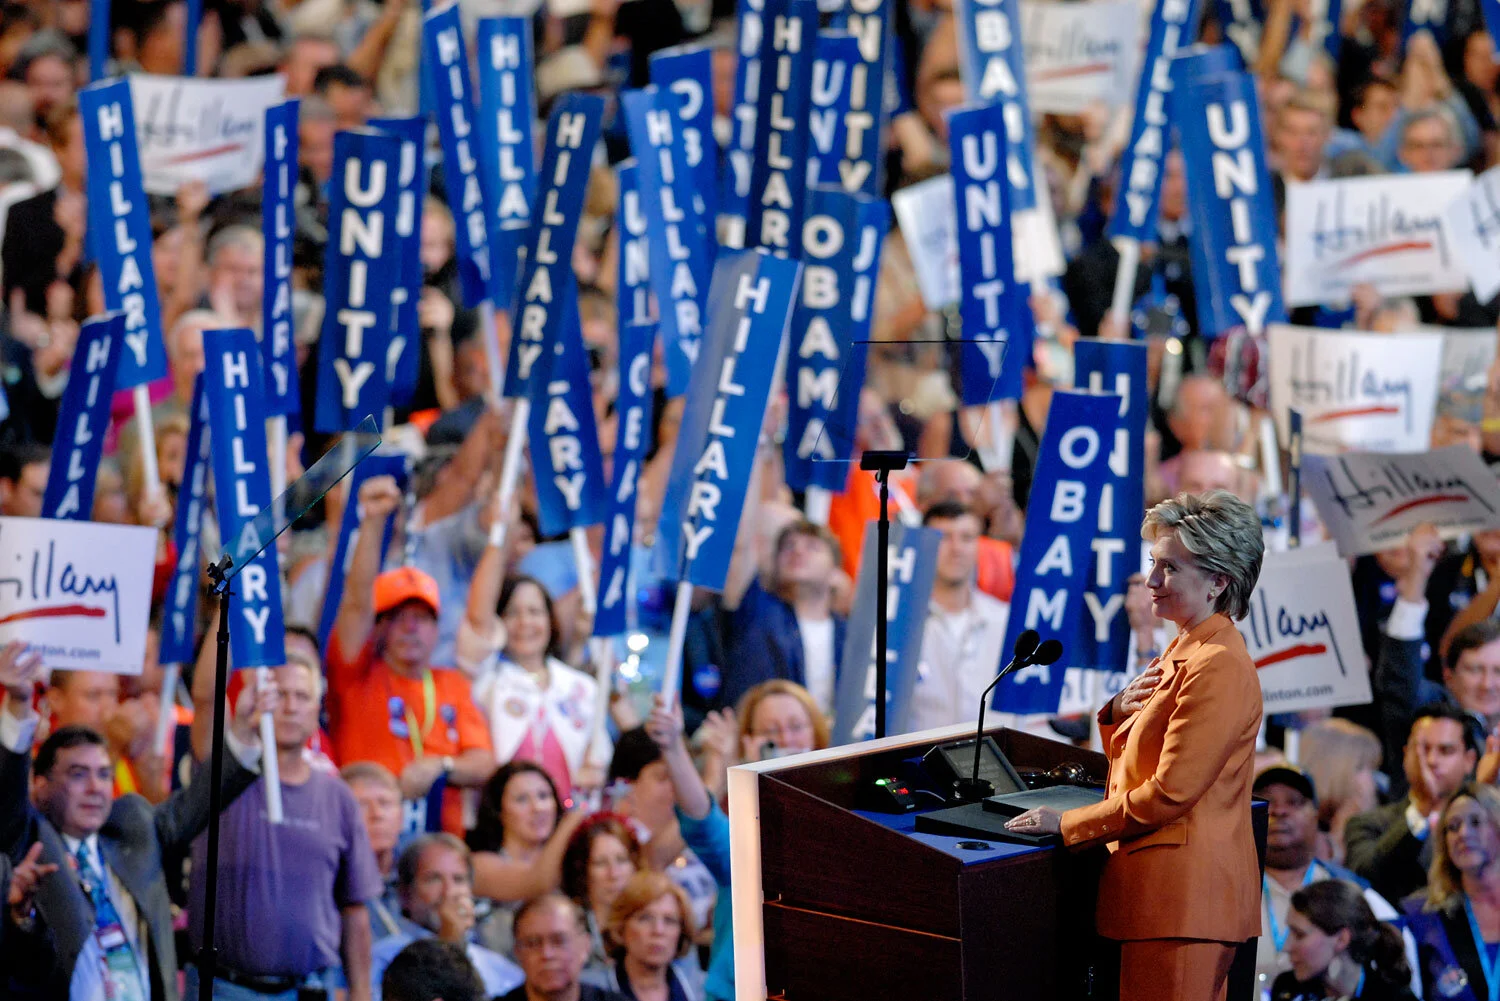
[1005,806,1062,836]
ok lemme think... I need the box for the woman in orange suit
[1007,490,1267,1001]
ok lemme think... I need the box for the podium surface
[728,723,1266,1001]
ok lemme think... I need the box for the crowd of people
[0,0,1500,998]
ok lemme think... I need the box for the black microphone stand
[198,553,234,1001]
[954,634,1038,802]
[860,449,909,739]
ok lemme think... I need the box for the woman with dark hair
[1273,880,1417,1000]
[562,814,643,976]
[470,575,610,799]
[468,761,586,956]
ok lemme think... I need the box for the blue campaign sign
[621,88,711,398]
[315,129,402,432]
[202,329,287,670]
[951,0,1037,211]
[42,313,125,520]
[527,281,607,537]
[616,161,654,327]
[784,186,880,493]
[159,377,210,665]
[89,0,109,80]
[655,251,802,590]
[596,322,658,638]
[80,81,167,388]
[1109,0,1203,243]
[368,116,428,407]
[424,5,493,309]
[746,0,818,256]
[830,0,893,196]
[808,33,858,190]
[948,102,1029,404]
[316,453,409,653]
[1173,67,1285,339]
[650,45,719,228]
[1484,0,1500,57]
[1072,341,1148,674]
[831,521,941,744]
[1403,0,1448,46]
[995,390,1122,714]
[262,100,301,416]
[724,0,768,245]
[502,94,605,400]
[477,17,538,313]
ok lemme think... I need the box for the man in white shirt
[908,502,1011,732]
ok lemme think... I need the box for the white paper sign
[1435,326,1497,424]
[1444,165,1500,303]
[128,74,287,196]
[1022,0,1141,114]
[1238,543,1371,714]
[1268,324,1442,455]
[0,518,156,674]
[1302,445,1500,556]
[1284,171,1473,306]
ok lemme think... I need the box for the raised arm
[471,808,587,903]
[333,475,404,663]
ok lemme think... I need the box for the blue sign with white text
[527,281,607,537]
[808,33,859,191]
[952,0,1037,211]
[425,5,493,309]
[80,80,167,388]
[368,116,428,407]
[656,251,802,590]
[316,130,402,432]
[616,161,654,328]
[596,323,657,638]
[830,0,893,196]
[996,390,1121,713]
[503,94,605,400]
[42,314,125,520]
[159,377,210,665]
[477,17,538,312]
[724,0,768,245]
[203,328,287,670]
[746,0,817,256]
[263,100,301,416]
[650,45,719,229]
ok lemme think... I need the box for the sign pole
[660,581,695,709]
[1107,237,1141,335]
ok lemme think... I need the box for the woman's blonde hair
[605,870,695,961]
[735,680,831,752]
[1299,719,1382,829]
[1142,490,1265,621]
[1427,783,1500,911]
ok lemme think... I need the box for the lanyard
[1466,897,1500,1001]
[1264,863,1320,952]
[113,759,137,797]
[400,670,438,759]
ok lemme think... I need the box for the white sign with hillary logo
[127,74,286,195]
[1021,0,1141,114]
[1267,324,1442,455]
[1444,164,1500,303]
[1237,543,1370,714]
[1283,171,1472,306]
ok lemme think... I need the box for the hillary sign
[747,0,817,255]
[657,251,802,589]
[1303,445,1500,556]
[1444,165,1500,304]
[1175,68,1284,338]
[832,522,941,744]
[315,130,401,432]
[425,5,493,309]
[503,94,605,400]
[262,100,300,415]
[159,378,210,666]
[996,391,1121,714]
[596,322,657,638]
[1268,325,1442,455]
[477,17,537,311]
[527,285,608,538]
[42,314,125,522]
[203,328,286,670]
[1021,0,1140,115]
[127,74,285,195]
[80,79,167,388]
[1239,543,1371,713]
[1108,0,1201,243]
[650,45,719,225]
[1285,171,1472,306]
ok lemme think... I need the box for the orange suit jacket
[1059,612,1263,943]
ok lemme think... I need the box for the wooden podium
[727,723,1268,1001]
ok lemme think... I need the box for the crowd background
[4,0,1500,999]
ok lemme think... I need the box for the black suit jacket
[0,738,259,1001]
[1344,797,1435,907]
[0,188,63,316]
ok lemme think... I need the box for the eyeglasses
[515,932,574,953]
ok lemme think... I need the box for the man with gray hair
[501,894,627,1001]
[0,81,56,190]
[1395,106,1463,173]
[203,225,265,331]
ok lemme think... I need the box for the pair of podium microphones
[953,629,1064,802]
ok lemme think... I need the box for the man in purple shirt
[187,657,383,1000]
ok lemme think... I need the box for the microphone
[954,630,1053,802]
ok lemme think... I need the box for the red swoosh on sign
[1032,62,1112,81]
[160,143,245,166]
[1335,240,1433,270]
[1372,494,1472,523]
[0,604,107,625]
[1309,405,1401,422]
[1255,644,1327,669]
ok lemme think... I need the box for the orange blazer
[1059,613,1263,944]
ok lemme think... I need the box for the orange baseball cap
[373,566,441,618]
